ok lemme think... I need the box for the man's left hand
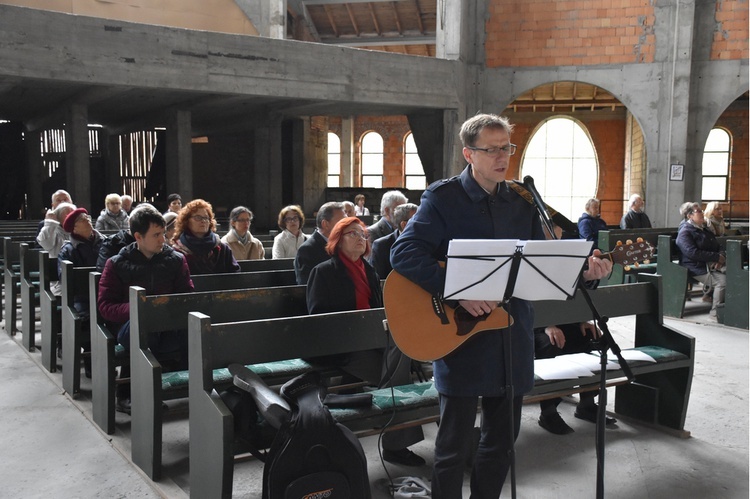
[582,249,612,281]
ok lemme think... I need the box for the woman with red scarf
[306,217,425,467]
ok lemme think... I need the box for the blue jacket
[676,222,722,277]
[390,166,545,397]
[577,212,608,248]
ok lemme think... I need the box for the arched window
[521,117,599,222]
[361,131,383,188]
[327,132,340,187]
[404,133,426,189]
[701,128,730,201]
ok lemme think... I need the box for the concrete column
[25,130,43,218]
[253,116,283,229]
[102,131,120,195]
[165,110,193,201]
[648,0,696,226]
[340,117,354,187]
[234,0,285,39]
[65,103,91,211]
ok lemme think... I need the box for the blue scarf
[179,230,218,255]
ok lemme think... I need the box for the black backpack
[223,368,371,499]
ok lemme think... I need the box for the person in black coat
[294,201,345,285]
[306,216,425,467]
[370,202,417,279]
[676,202,726,318]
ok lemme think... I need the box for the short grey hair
[54,202,76,222]
[380,190,408,215]
[392,203,418,228]
[316,201,344,228]
[628,194,643,208]
[459,114,514,147]
[584,198,600,214]
[679,202,701,219]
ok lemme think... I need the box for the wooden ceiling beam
[368,3,382,35]
[391,1,403,35]
[323,4,339,37]
[345,3,360,35]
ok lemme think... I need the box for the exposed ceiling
[290,0,437,57]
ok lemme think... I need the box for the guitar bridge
[432,295,450,325]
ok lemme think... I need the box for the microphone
[523,176,556,239]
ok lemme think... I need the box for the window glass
[327,132,340,187]
[404,133,426,189]
[521,117,599,221]
[701,128,730,201]
[361,132,383,188]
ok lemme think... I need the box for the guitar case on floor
[227,366,372,499]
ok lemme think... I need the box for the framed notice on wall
[670,164,684,181]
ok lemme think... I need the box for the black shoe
[383,448,426,467]
[116,397,131,415]
[574,405,617,426]
[538,412,574,435]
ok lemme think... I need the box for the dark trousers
[535,323,597,414]
[432,393,522,499]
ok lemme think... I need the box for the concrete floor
[1,298,747,498]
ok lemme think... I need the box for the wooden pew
[597,228,676,286]
[19,243,41,350]
[3,237,35,333]
[189,274,695,498]
[657,234,749,318]
[128,284,310,480]
[60,262,96,394]
[237,257,294,272]
[718,239,749,329]
[192,269,296,291]
[39,251,62,372]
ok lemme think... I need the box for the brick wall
[624,112,647,214]
[327,115,412,188]
[486,0,656,67]
[715,105,749,219]
[711,0,749,60]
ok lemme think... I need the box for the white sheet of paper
[443,239,592,301]
[534,358,595,380]
[608,349,657,363]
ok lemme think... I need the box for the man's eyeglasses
[466,144,517,157]
[191,215,211,223]
[284,216,300,223]
[343,231,367,241]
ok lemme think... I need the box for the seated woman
[95,193,129,231]
[354,194,369,216]
[676,202,726,319]
[171,199,240,275]
[703,201,726,236]
[577,197,607,250]
[58,207,104,377]
[221,206,264,260]
[272,205,308,259]
[306,217,425,467]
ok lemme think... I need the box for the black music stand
[444,239,634,499]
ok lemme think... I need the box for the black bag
[262,371,371,499]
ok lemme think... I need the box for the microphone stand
[522,176,634,499]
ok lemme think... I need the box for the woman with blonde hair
[95,193,129,231]
[703,201,726,236]
[172,199,240,274]
[272,205,308,259]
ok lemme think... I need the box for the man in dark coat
[294,201,345,285]
[97,203,193,413]
[370,202,417,279]
[367,190,408,242]
[620,194,652,229]
[391,113,611,498]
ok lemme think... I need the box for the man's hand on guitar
[583,249,612,281]
[458,300,498,318]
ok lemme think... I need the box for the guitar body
[383,270,513,362]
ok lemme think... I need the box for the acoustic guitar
[383,239,653,362]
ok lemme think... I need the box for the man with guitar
[390,113,612,498]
